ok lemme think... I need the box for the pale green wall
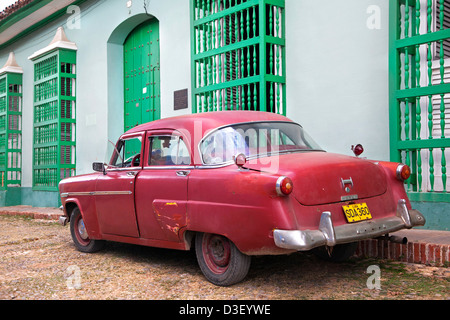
[0,0,192,206]
[0,0,447,231]
[285,0,390,161]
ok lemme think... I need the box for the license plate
[342,203,372,223]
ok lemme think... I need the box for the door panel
[95,134,143,237]
[124,19,160,131]
[134,131,190,241]
[95,170,139,237]
[135,171,188,241]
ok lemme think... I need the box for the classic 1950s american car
[58,111,425,286]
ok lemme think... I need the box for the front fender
[62,197,102,240]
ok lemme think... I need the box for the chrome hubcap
[77,219,88,240]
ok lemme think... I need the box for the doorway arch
[124,19,160,131]
[107,14,161,142]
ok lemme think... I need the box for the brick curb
[356,239,450,267]
[0,207,62,221]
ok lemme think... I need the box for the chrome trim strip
[273,199,426,251]
[106,167,140,172]
[142,165,195,170]
[341,194,358,201]
[60,191,132,198]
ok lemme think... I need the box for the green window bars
[0,65,22,190]
[390,0,450,201]
[191,0,286,114]
[30,48,76,191]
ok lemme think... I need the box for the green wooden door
[124,19,160,132]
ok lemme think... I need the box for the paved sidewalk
[0,205,62,220]
[394,229,450,245]
[0,205,449,267]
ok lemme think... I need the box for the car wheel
[70,207,105,253]
[313,242,358,262]
[195,233,251,286]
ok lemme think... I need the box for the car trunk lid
[246,152,387,206]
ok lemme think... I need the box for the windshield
[200,121,323,165]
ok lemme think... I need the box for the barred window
[0,71,22,189]
[31,50,76,190]
[191,0,286,114]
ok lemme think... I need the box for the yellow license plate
[342,203,372,223]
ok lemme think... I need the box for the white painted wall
[285,0,390,161]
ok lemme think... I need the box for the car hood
[245,152,387,206]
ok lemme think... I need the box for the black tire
[313,242,358,262]
[195,233,251,286]
[70,207,105,253]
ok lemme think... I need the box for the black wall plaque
[174,89,188,110]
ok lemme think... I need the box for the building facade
[0,0,448,230]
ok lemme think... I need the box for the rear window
[200,121,322,165]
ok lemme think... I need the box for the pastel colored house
[0,0,448,230]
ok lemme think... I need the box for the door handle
[127,171,138,176]
[176,170,190,177]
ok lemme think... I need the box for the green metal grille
[0,72,22,190]
[31,49,76,191]
[390,0,450,202]
[191,0,286,114]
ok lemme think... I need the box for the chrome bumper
[273,199,426,251]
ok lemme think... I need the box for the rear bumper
[273,199,426,251]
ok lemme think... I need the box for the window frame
[144,130,192,169]
[108,132,144,170]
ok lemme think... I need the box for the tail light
[276,176,293,196]
[396,164,411,181]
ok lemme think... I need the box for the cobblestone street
[0,215,448,301]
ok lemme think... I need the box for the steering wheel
[131,153,140,167]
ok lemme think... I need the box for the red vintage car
[58,111,425,286]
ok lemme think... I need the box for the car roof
[124,111,294,136]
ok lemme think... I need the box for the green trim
[389,0,401,163]
[408,191,450,202]
[0,0,53,32]
[389,0,450,202]
[0,72,23,190]
[0,0,89,51]
[32,49,76,191]
[190,0,286,115]
[395,28,450,48]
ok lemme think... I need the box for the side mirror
[93,162,106,174]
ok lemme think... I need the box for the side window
[110,136,142,168]
[148,135,190,166]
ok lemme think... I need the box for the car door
[95,132,143,237]
[134,130,191,242]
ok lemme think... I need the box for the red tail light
[276,176,293,196]
[396,164,411,181]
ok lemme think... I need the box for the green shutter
[191,0,286,114]
[32,49,76,191]
[0,72,22,189]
